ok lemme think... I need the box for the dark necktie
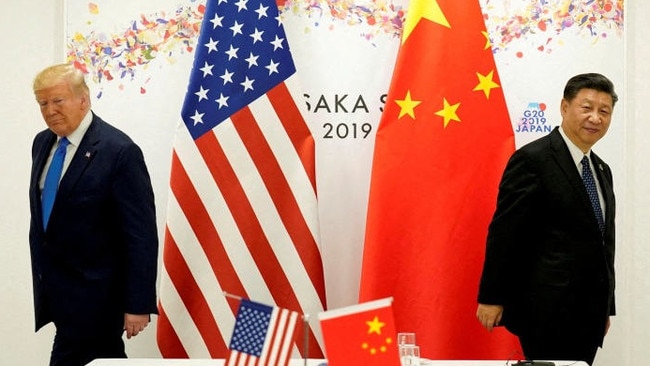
[581,155,605,234]
[42,137,70,228]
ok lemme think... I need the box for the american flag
[227,299,299,366]
[156,0,326,358]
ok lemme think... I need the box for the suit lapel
[549,128,613,237]
[32,133,57,191]
[32,133,57,233]
[57,116,101,198]
[548,128,600,221]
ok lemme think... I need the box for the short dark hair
[563,73,618,106]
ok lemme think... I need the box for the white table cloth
[86,359,588,366]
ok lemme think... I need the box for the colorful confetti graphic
[66,3,204,97]
[279,0,406,41]
[483,0,624,57]
[66,1,624,95]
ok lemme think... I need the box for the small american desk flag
[226,299,300,366]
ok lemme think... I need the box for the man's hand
[476,303,504,332]
[124,313,150,339]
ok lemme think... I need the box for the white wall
[609,1,650,364]
[0,1,62,364]
[0,1,646,365]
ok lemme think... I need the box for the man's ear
[559,98,568,117]
[80,94,91,110]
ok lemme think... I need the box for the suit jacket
[29,113,159,333]
[478,127,615,348]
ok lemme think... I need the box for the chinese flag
[318,298,400,366]
[359,0,521,360]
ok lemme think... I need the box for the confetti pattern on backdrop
[279,0,406,41]
[66,3,205,98]
[66,0,624,96]
[483,0,624,58]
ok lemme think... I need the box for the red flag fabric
[318,298,400,366]
[359,0,521,359]
[226,299,299,366]
[156,0,326,358]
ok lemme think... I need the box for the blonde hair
[33,63,90,97]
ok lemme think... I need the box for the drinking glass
[397,332,416,347]
[399,344,420,366]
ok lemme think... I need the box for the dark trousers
[50,325,126,366]
[518,332,599,366]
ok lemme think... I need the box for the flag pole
[223,291,244,301]
[302,314,310,366]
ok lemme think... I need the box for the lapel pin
[85,151,92,159]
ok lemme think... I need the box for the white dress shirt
[558,126,606,220]
[39,111,93,190]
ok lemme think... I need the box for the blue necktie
[42,137,70,228]
[581,155,605,234]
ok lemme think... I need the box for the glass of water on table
[397,332,420,366]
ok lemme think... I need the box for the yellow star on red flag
[482,31,491,50]
[395,90,422,119]
[402,0,449,43]
[366,316,386,335]
[435,98,461,127]
[473,70,500,99]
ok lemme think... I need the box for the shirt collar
[558,126,591,167]
[62,110,93,147]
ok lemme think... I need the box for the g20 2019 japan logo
[515,102,553,133]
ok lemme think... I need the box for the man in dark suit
[29,63,159,366]
[476,73,617,365]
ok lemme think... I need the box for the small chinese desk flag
[318,298,400,366]
[226,298,300,366]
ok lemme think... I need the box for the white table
[86,359,588,366]
[87,360,325,366]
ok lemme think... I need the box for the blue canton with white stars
[229,299,274,356]
[181,0,296,140]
